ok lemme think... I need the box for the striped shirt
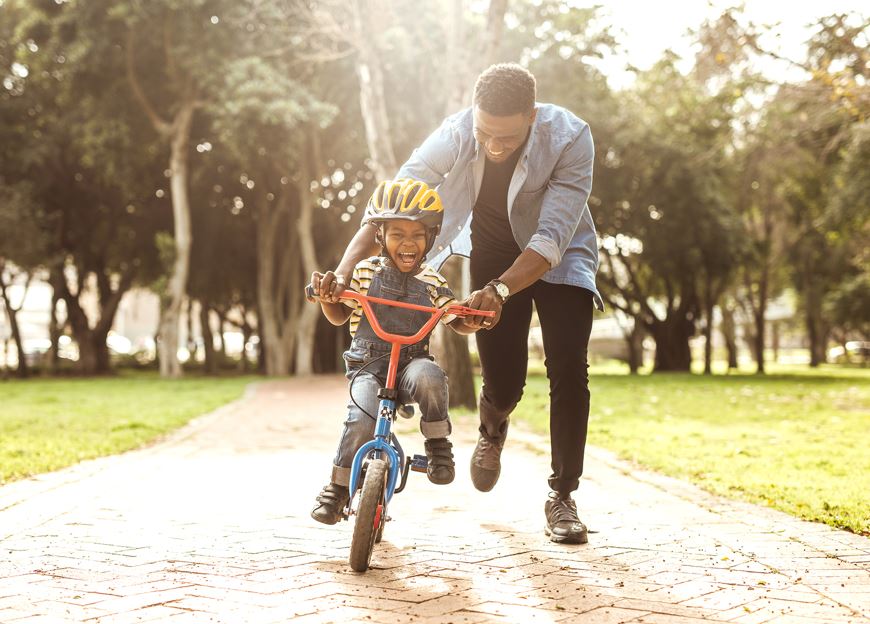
[345,257,458,337]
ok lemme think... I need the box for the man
[318,63,602,544]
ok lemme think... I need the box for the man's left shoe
[544,491,589,544]
[424,438,455,485]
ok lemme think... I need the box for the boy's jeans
[331,357,450,487]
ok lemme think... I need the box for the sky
[581,0,868,88]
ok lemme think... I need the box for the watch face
[495,282,509,299]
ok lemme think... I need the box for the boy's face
[383,220,428,272]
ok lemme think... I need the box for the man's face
[383,220,428,272]
[472,105,536,163]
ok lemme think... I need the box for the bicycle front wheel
[349,458,388,572]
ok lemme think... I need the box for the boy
[309,179,478,525]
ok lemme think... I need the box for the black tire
[349,458,388,572]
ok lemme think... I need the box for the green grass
[0,373,256,483]
[512,363,870,535]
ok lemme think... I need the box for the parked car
[828,341,870,364]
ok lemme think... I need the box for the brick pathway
[1,377,868,624]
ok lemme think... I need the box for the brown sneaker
[311,482,349,525]
[470,432,505,492]
[544,491,588,544]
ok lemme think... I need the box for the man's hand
[310,270,348,304]
[462,284,504,330]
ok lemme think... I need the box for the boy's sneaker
[544,491,588,544]
[424,438,455,485]
[311,482,349,525]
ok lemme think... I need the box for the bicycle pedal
[409,454,428,473]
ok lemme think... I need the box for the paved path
[1,377,868,624]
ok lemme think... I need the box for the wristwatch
[486,279,510,304]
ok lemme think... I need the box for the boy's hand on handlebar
[311,270,348,304]
[462,287,503,330]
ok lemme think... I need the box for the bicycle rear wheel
[349,458,388,572]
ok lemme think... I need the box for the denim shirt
[392,103,603,311]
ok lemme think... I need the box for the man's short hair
[473,63,536,116]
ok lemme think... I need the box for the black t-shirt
[470,140,527,265]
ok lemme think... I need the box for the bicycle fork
[346,391,403,517]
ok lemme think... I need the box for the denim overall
[331,257,451,487]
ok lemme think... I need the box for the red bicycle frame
[306,286,494,390]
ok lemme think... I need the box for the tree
[121,3,209,377]
[596,53,743,372]
[1,0,166,375]
[770,13,868,366]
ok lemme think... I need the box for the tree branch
[126,29,171,135]
[617,252,658,320]
[163,10,179,85]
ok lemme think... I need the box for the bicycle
[306,284,494,572]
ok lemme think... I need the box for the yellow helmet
[363,178,444,233]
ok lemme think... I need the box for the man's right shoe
[311,482,349,525]
[470,431,505,492]
[544,491,589,544]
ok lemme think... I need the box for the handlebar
[305,283,493,349]
[305,285,495,320]
[305,283,495,390]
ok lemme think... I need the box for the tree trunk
[720,302,739,370]
[295,305,320,375]
[807,307,828,367]
[239,319,253,373]
[158,99,196,378]
[66,313,114,376]
[76,332,111,376]
[256,189,297,376]
[649,316,693,372]
[703,300,715,375]
[772,321,780,363]
[48,289,62,373]
[481,0,509,66]
[350,0,398,181]
[186,297,197,362]
[295,131,322,375]
[216,309,227,359]
[626,321,644,375]
[200,302,217,375]
[444,0,471,113]
[753,270,768,374]
[753,309,766,374]
[1,337,10,377]
[51,265,132,376]
[0,268,29,379]
[433,258,477,408]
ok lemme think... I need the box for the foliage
[825,273,870,339]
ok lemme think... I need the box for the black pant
[471,252,594,495]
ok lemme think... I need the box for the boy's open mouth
[396,251,419,269]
